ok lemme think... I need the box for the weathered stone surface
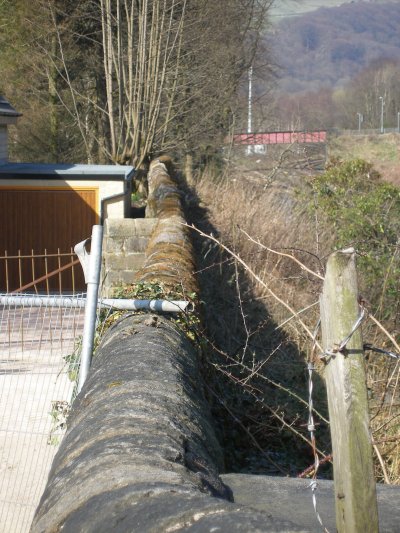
[32,316,228,532]
[104,235,149,254]
[145,159,182,220]
[105,218,157,238]
[135,160,198,294]
[183,509,310,533]
[102,218,157,295]
[104,270,146,286]
[53,489,309,533]
[103,252,146,271]
[31,314,318,532]
[124,235,149,252]
[222,473,400,533]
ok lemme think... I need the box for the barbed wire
[364,343,399,360]
[319,305,399,362]
[306,304,398,531]
[307,319,330,533]
[319,305,367,362]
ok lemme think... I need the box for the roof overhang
[0,96,22,124]
[0,162,135,182]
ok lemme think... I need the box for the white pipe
[100,299,190,312]
[0,295,190,313]
[0,295,86,308]
[246,66,253,156]
[78,225,103,393]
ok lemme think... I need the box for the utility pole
[379,96,385,134]
[357,112,363,132]
[246,66,253,156]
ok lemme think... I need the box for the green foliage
[311,158,400,316]
[131,191,144,203]
[114,281,197,302]
[47,400,70,446]
[103,282,200,342]
[63,341,81,384]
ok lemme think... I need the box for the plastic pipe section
[77,225,103,393]
[0,295,190,313]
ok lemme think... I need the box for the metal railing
[0,227,103,532]
[0,249,83,294]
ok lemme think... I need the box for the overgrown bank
[189,156,400,483]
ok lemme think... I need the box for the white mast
[246,66,253,155]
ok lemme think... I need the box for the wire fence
[331,127,400,136]
[299,303,400,533]
[0,293,86,533]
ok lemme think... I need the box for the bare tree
[1,0,272,167]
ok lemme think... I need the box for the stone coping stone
[104,218,157,237]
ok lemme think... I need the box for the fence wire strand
[307,302,399,531]
[307,319,331,533]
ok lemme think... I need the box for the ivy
[104,281,201,342]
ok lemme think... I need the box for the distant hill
[269,1,400,93]
[270,0,398,20]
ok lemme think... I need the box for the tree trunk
[48,32,59,162]
[185,152,194,186]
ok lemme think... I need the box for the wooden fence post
[320,249,379,533]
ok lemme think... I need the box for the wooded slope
[271,1,400,92]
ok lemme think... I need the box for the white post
[77,225,103,393]
[246,66,253,156]
[357,112,363,132]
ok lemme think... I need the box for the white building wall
[0,126,7,163]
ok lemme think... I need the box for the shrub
[310,158,400,322]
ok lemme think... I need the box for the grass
[329,132,400,186]
[190,161,332,476]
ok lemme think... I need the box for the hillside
[270,1,400,93]
[270,0,396,20]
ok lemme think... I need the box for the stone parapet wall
[31,315,306,532]
[102,218,157,296]
[32,159,308,532]
[134,159,198,295]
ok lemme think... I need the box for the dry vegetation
[329,132,400,186]
[189,149,400,483]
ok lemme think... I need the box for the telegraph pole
[246,66,253,156]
